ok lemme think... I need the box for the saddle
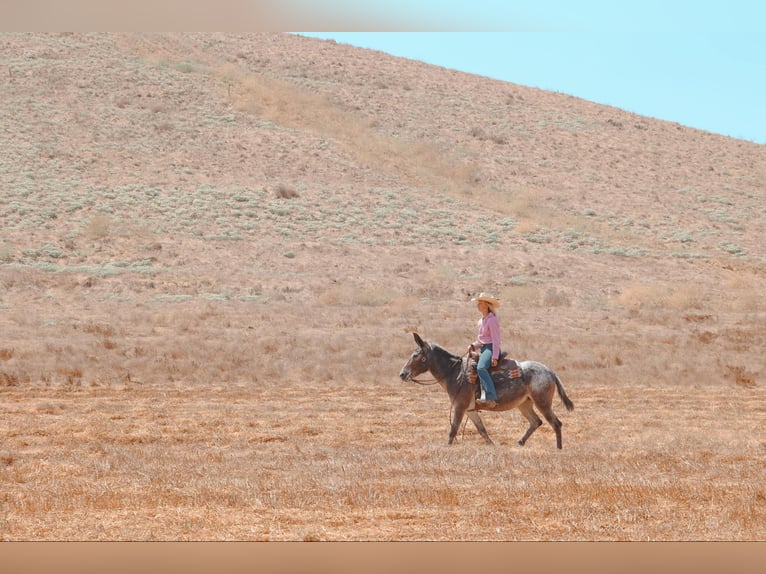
[467,348,522,387]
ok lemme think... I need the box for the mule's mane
[430,343,462,365]
[425,342,466,387]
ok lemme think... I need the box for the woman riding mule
[400,333,574,448]
[469,292,503,409]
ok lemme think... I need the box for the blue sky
[3,1,762,143]
[296,2,765,144]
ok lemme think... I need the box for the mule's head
[399,333,432,382]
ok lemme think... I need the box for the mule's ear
[413,333,425,348]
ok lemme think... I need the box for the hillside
[0,32,764,541]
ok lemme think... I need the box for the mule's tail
[554,373,574,411]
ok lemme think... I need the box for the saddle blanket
[467,354,522,385]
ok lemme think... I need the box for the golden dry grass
[1,32,764,541]
[1,372,764,540]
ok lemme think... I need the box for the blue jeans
[477,344,498,400]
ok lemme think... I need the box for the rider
[469,292,501,408]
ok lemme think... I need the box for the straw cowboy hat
[471,292,501,308]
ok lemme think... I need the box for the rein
[410,376,439,386]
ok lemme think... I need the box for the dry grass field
[1,32,765,541]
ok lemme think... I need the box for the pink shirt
[474,312,501,360]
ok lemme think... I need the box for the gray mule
[399,333,574,448]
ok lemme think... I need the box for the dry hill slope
[0,32,764,540]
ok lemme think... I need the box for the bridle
[407,350,470,386]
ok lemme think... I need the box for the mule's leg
[516,399,542,446]
[466,411,494,445]
[448,407,466,445]
[537,405,564,449]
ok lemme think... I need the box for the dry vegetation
[0,32,764,541]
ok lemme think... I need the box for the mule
[399,333,574,448]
